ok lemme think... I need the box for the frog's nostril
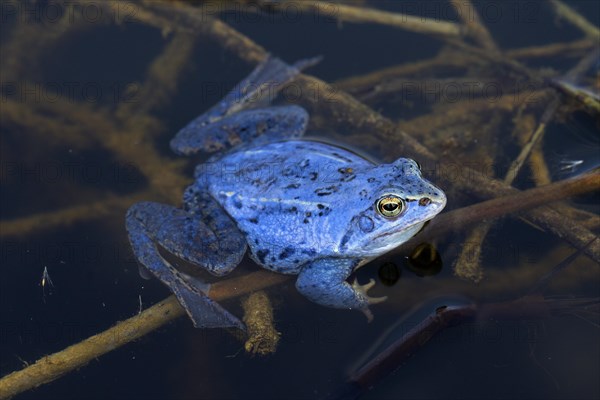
[419,197,432,206]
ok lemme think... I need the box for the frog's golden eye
[376,196,404,218]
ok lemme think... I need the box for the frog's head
[340,158,446,258]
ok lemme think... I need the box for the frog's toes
[352,277,375,293]
[361,307,374,323]
[351,278,386,323]
[351,278,387,305]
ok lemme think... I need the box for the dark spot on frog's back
[285,183,301,189]
[303,211,312,224]
[283,165,301,177]
[302,249,317,257]
[315,185,339,196]
[233,199,242,209]
[286,206,298,213]
[316,203,331,216]
[309,172,318,181]
[249,217,259,224]
[256,249,269,264]
[279,247,295,260]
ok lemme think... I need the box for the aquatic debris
[242,291,281,356]
[41,266,54,303]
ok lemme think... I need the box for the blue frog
[126,57,446,330]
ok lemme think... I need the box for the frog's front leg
[126,201,246,330]
[295,259,387,321]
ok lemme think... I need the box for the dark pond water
[1,1,599,399]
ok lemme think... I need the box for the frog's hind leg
[126,201,246,330]
[175,105,309,155]
[171,56,319,156]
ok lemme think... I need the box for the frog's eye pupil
[376,196,404,218]
[383,203,397,212]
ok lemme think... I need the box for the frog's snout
[418,197,432,206]
[429,191,447,213]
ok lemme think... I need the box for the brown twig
[336,37,595,98]
[1,98,98,149]
[505,39,597,59]
[256,0,464,37]
[0,272,289,399]
[0,194,148,238]
[449,0,499,52]
[242,291,281,355]
[334,52,475,95]
[116,30,197,119]
[528,238,598,294]
[0,4,89,82]
[549,0,600,38]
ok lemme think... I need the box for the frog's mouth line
[373,220,427,240]
[374,200,445,239]
[355,222,425,257]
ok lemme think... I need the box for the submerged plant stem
[549,0,600,38]
[449,0,498,51]
[242,291,281,355]
[0,272,289,399]
[505,39,596,59]
[260,0,464,37]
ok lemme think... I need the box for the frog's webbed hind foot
[170,56,320,156]
[126,201,246,330]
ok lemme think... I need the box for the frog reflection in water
[126,57,446,330]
